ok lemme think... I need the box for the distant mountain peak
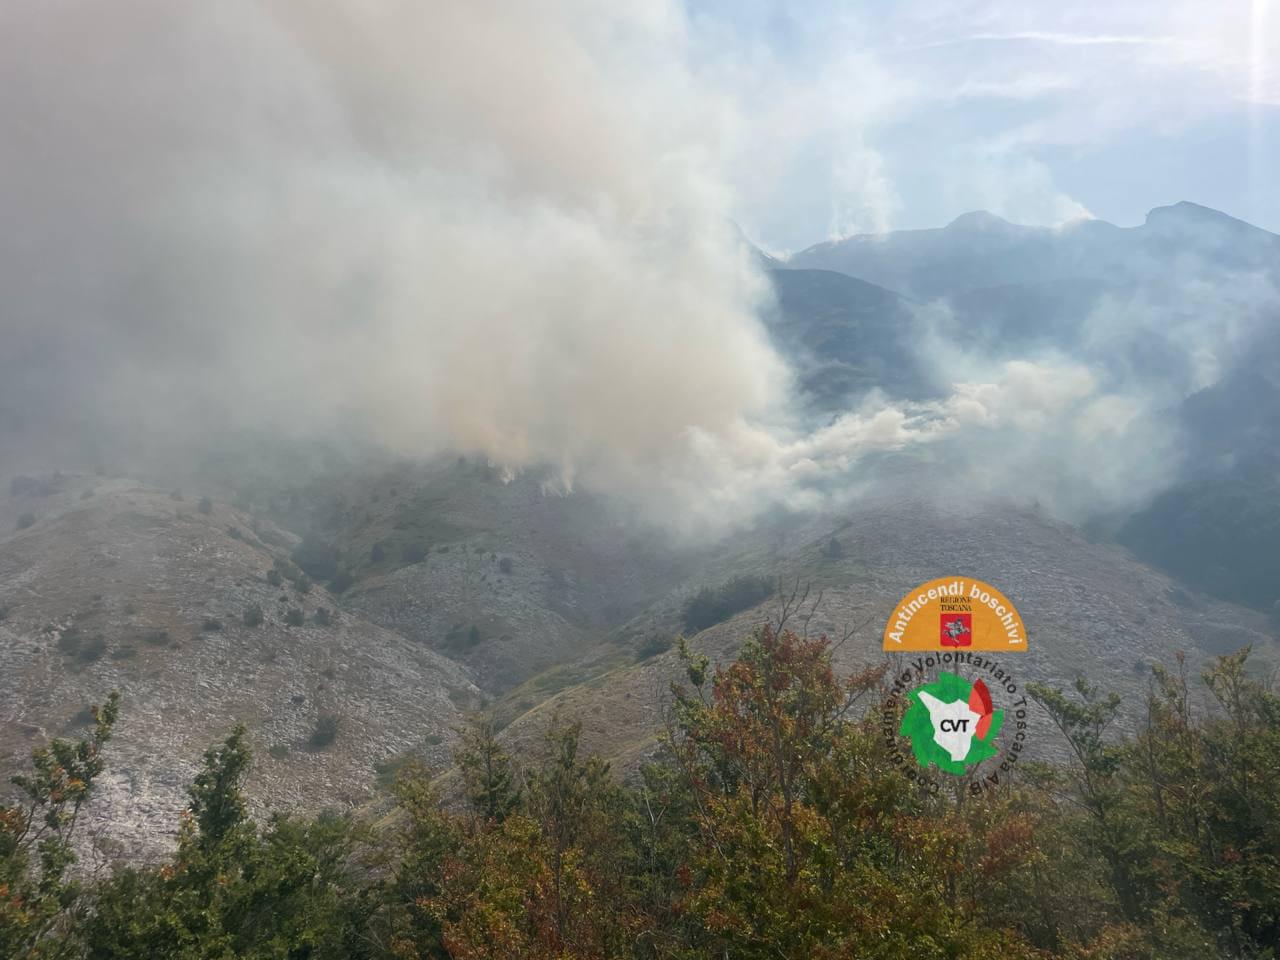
[944,210,1016,231]
[1144,200,1268,234]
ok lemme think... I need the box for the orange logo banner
[883,577,1028,652]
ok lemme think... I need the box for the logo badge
[900,672,1001,774]
[883,577,1027,652]
[880,576,1033,792]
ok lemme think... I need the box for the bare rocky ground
[305,461,705,692]
[494,494,1277,772]
[2,470,1274,862]
[0,474,479,863]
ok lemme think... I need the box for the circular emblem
[900,672,1001,774]
[880,577,1033,793]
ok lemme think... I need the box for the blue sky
[683,0,1280,251]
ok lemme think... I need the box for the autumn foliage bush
[5,629,1279,959]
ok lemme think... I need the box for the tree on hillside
[1131,649,1280,954]
[365,761,459,959]
[668,626,1044,959]
[6,624,1280,959]
[1,693,119,960]
[420,715,647,960]
[1029,676,1148,922]
[455,718,519,824]
[87,726,367,959]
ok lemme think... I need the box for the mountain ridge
[784,201,1280,300]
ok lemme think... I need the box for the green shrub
[273,556,302,581]
[309,714,339,749]
[498,556,514,575]
[109,646,137,660]
[227,526,242,540]
[243,604,264,628]
[292,538,340,581]
[295,574,311,595]
[370,542,386,563]
[445,623,483,651]
[266,569,283,587]
[636,634,674,660]
[402,542,428,564]
[197,497,213,515]
[374,752,414,789]
[268,744,290,760]
[140,629,169,646]
[56,627,83,656]
[329,570,354,594]
[77,635,107,663]
[824,536,844,560]
[284,608,304,627]
[201,617,223,632]
[16,512,36,530]
[682,574,774,634]
[313,607,333,627]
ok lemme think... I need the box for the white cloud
[690,0,1278,239]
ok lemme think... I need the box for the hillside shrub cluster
[681,574,773,633]
[55,626,106,663]
[309,714,339,749]
[292,537,340,582]
[5,631,1280,959]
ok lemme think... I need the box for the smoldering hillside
[4,1,1278,540]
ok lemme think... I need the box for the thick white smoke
[0,1,1273,534]
[0,0,790,505]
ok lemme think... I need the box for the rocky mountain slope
[775,203,1280,616]
[6,201,1280,861]
[235,457,708,693]
[4,465,1275,860]
[0,473,480,862]
[759,268,934,411]
[493,495,1277,770]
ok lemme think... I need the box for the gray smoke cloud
[0,0,790,504]
[1,1,1275,535]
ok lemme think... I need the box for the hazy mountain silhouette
[785,202,1279,300]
